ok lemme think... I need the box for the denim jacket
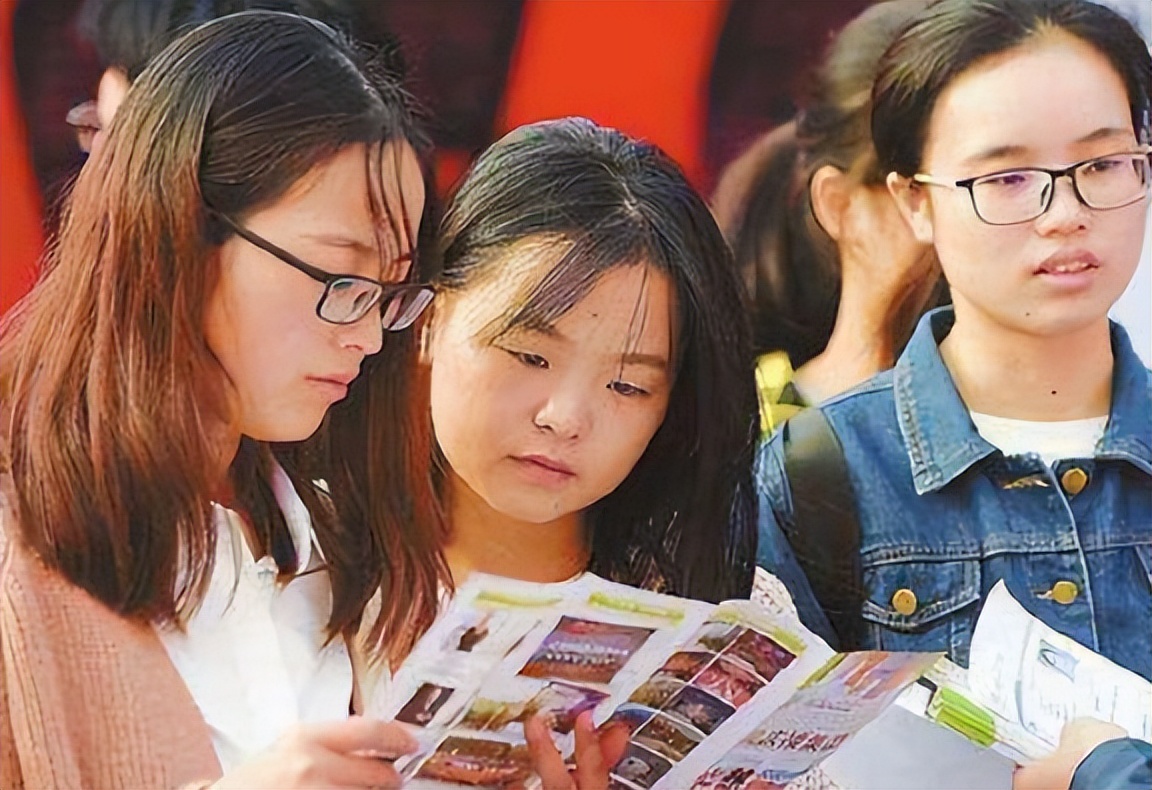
[756,308,1152,680]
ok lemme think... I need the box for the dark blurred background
[10,0,873,212]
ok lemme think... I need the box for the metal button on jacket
[1051,580,1080,605]
[1060,467,1089,496]
[892,588,918,616]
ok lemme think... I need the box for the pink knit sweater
[0,496,222,788]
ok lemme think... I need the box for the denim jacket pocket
[860,558,981,664]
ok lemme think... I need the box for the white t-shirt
[969,412,1109,467]
[155,464,353,772]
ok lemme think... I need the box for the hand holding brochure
[381,573,939,789]
[380,575,1150,789]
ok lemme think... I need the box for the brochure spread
[380,574,1149,790]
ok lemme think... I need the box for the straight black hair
[873,0,1152,176]
[435,117,759,603]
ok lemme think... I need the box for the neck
[209,426,265,557]
[940,307,1113,421]
[442,471,590,586]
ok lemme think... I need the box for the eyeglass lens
[381,288,434,331]
[971,153,1149,224]
[320,280,432,330]
[321,279,382,323]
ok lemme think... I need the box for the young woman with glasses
[0,12,437,788]
[756,0,1152,682]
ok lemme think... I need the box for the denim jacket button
[1051,580,1080,605]
[1060,467,1089,496]
[892,588,918,616]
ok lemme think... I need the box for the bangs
[365,138,426,284]
[487,225,663,344]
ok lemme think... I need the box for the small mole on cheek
[1051,391,1057,396]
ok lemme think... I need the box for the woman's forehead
[923,31,1134,167]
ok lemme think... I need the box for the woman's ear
[419,318,435,365]
[886,171,935,245]
[809,165,852,241]
[96,67,130,129]
[419,296,448,365]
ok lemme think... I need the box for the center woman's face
[901,32,1147,338]
[203,141,426,442]
[430,244,675,526]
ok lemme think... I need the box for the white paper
[967,580,1152,746]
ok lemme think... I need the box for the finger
[524,714,574,790]
[572,711,611,790]
[308,748,404,789]
[1011,762,1060,790]
[597,722,631,772]
[1062,717,1125,746]
[300,716,417,760]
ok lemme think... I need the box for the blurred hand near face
[837,185,938,329]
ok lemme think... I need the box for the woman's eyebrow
[960,127,1137,169]
[1075,126,1137,145]
[959,143,1029,169]
[616,351,670,371]
[513,326,669,369]
[298,231,378,254]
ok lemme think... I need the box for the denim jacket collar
[1098,321,1152,474]
[894,307,1152,495]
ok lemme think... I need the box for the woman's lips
[1035,249,1100,275]
[306,374,355,400]
[512,454,577,485]
[1034,249,1100,290]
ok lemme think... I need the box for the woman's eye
[1084,156,1123,174]
[508,350,549,369]
[608,380,649,397]
[983,171,1031,188]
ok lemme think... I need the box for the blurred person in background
[712,0,943,433]
[70,0,400,157]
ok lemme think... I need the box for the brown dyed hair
[0,11,446,662]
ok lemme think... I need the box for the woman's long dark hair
[428,117,759,606]
[0,12,444,659]
[714,0,933,365]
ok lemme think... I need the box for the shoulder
[819,368,898,419]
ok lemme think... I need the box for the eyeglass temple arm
[912,174,955,188]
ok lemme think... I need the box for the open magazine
[380,574,1149,790]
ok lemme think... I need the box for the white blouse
[154,464,353,772]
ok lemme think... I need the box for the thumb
[302,716,418,759]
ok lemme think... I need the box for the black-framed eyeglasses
[211,211,434,331]
[913,149,1151,226]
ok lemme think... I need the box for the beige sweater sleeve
[0,527,25,790]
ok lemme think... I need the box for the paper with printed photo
[967,581,1152,745]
